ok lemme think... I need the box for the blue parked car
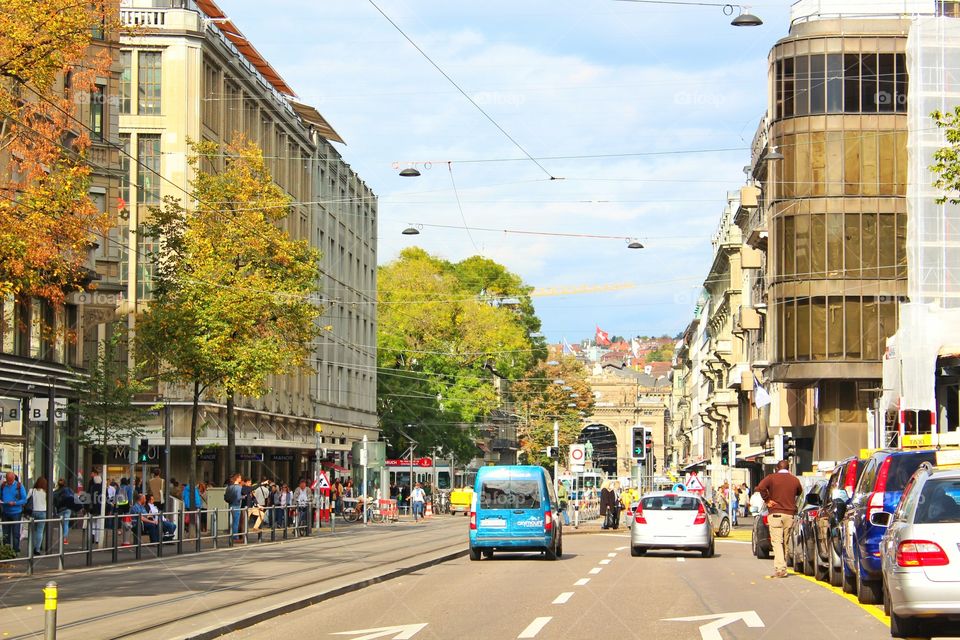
[469,465,563,561]
[841,448,936,604]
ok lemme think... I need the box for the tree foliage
[138,137,322,491]
[932,107,960,205]
[510,356,594,466]
[0,0,117,304]
[377,248,540,463]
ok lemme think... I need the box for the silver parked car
[630,491,714,558]
[875,461,960,638]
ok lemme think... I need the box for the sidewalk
[0,517,468,640]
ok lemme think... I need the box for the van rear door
[476,469,545,540]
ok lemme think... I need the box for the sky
[221,0,794,342]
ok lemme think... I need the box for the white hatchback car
[630,491,714,558]
[876,460,960,638]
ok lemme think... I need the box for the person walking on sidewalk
[411,482,426,522]
[557,481,571,526]
[53,479,75,545]
[1,471,28,553]
[756,460,802,578]
[224,474,244,541]
[293,479,312,534]
[27,477,48,555]
[148,468,165,505]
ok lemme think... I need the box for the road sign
[664,611,764,640]
[315,470,331,492]
[684,473,705,493]
[332,623,428,640]
[569,444,586,468]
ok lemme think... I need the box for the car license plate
[481,518,506,528]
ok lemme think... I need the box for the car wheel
[469,547,481,561]
[814,546,829,582]
[545,540,558,561]
[718,518,730,538]
[701,541,715,558]
[842,560,857,594]
[884,583,891,617]
[803,538,816,576]
[631,546,646,557]
[556,536,563,559]
[793,537,804,574]
[856,568,883,605]
[890,611,926,639]
[829,547,843,588]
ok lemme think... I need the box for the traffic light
[644,429,654,459]
[720,441,730,465]
[545,446,558,459]
[729,440,737,466]
[773,433,784,461]
[784,437,796,459]
[137,438,149,463]
[632,427,645,460]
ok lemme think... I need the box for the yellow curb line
[788,569,890,626]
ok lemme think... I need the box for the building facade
[111,0,377,484]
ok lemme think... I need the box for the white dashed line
[552,592,574,605]
[599,559,611,565]
[615,546,628,551]
[607,552,617,557]
[518,617,553,638]
[676,557,686,562]
[589,567,603,575]
[574,578,590,586]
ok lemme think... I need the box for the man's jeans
[413,501,424,520]
[230,507,241,537]
[768,513,794,574]
[1,514,22,553]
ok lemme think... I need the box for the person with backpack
[52,478,76,545]
[1,471,28,553]
[224,474,243,542]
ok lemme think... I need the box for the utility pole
[163,401,171,512]
[553,420,559,495]
[314,423,322,531]
[361,434,368,525]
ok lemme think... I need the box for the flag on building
[631,338,641,358]
[595,325,611,346]
[753,375,772,408]
[562,338,573,354]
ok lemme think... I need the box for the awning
[290,101,345,144]
[681,458,708,471]
[321,462,348,472]
[739,447,771,462]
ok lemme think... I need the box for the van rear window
[480,478,542,510]
[641,495,700,511]
[886,452,936,491]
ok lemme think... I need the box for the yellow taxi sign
[903,434,934,448]
[935,449,960,467]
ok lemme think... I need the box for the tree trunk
[189,380,200,519]
[226,389,236,477]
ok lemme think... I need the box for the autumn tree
[378,248,540,463]
[70,322,150,546]
[138,137,322,496]
[0,1,117,304]
[510,355,594,467]
[932,106,960,204]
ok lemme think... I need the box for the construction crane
[530,283,635,297]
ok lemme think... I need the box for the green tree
[70,322,150,546]
[138,137,322,496]
[509,355,594,467]
[932,107,960,204]
[378,248,539,463]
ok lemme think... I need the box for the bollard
[43,580,57,640]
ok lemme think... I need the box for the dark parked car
[791,480,828,576]
[841,448,937,604]
[813,456,864,588]
[752,508,771,559]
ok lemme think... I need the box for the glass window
[785,299,796,360]
[915,478,960,523]
[783,215,795,276]
[879,298,897,344]
[119,51,132,114]
[797,299,811,360]
[810,54,826,114]
[795,55,810,116]
[30,299,42,358]
[119,134,131,207]
[90,84,104,139]
[811,213,826,276]
[861,53,878,112]
[844,213,861,276]
[844,54,861,112]
[137,227,158,300]
[138,51,162,115]
[887,452,936,491]
[480,478,542,510]
[811,297,827,360]
[775,59,784,118]
[863,298,879,360]
[845,298,862,359]
[878,54,896,113]
[640,495,701,510]
[895,53,908,113]
[828,297,844,358]
[879,213,896,278]
[137,134,161,205]
[862,213,879,278]
[827,53,844,113]
[783,57,795,117]
[795,214,810,277]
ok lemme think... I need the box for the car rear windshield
[886,452,937,491]
[641,495,700,511]
[915,479,960,524]
[480,478,542,510]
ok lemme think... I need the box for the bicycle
[341,497,382,524]
[434,491,450,515]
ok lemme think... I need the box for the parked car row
[780,447,960,638]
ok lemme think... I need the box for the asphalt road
[225,528,891,640]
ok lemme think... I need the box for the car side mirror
[834,498,847,518]
[869,511,893,527]
[806,492,822,506]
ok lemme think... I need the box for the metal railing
[0,505,338,576]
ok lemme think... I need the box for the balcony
[743,204,768,250]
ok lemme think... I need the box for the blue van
[469,465,563,560]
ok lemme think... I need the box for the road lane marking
[789,570,889,626]
[552,592,574,605]
[664,611,763,640]
[517,617,552,639]
[607,552,617,557]
[599,559,611,565]
[589,567,602,574]
[615,546,628,551]
[676,557,685,562]
[574,578,590,586]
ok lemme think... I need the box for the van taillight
[693,502,707,525]
[897,540,949,567]
[469,511,476,530]
[634,503,646,525]
[843,460,859,495]
[544,509,552,532]
[866,457,892,522]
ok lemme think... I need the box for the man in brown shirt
[756,460,802,578]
